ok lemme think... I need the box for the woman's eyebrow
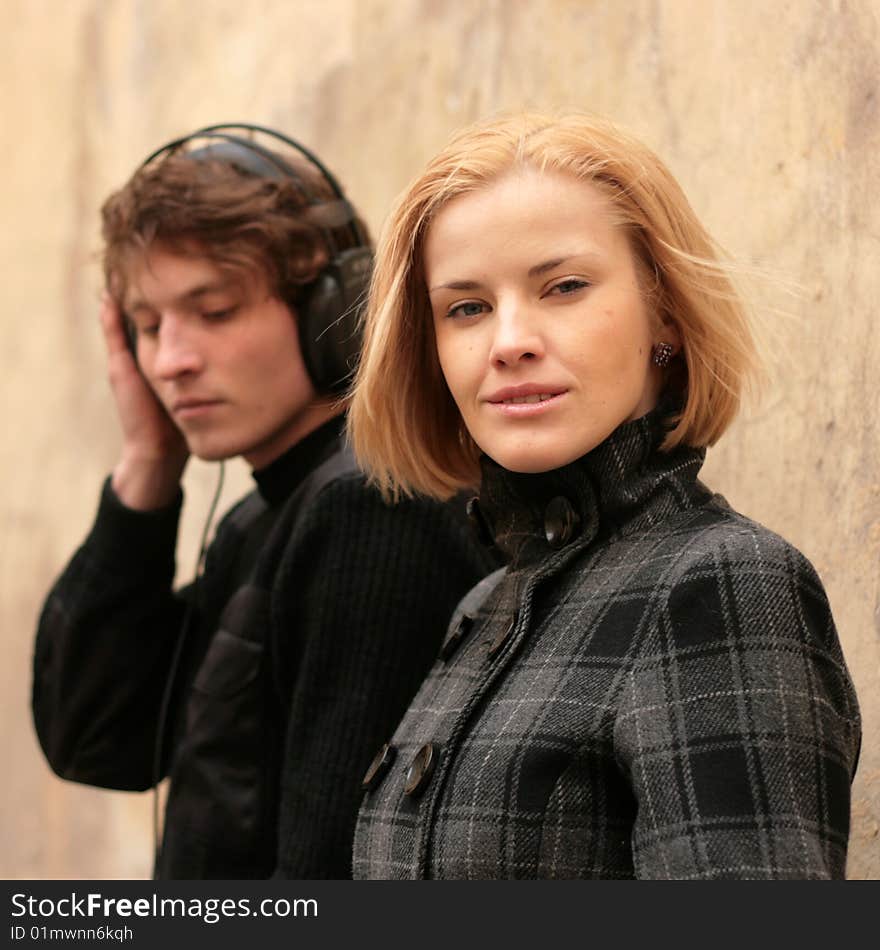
[529,252,603,277]
[429,251,604,294]
[428,278,483,293]
[528,257,569,278]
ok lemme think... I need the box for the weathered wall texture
[3,0,877,878]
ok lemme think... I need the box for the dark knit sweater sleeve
[615,519,861,880]
[271,473,495,879]
[32,478,186,791]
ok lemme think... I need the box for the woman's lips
[496,392,557,404]
[485,388,567,417]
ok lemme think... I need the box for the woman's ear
[655,315,682,353]
[651,318,683,368]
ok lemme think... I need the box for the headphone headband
[140,122,368,250]
[132,122,372,394]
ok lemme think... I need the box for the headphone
[135,122,372,394]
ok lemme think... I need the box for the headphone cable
[150,460,226,877]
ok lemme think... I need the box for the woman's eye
[446,300,486,320]
[548,278,590,296]
[137,324,159,338]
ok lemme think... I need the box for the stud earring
[652,342,674,367]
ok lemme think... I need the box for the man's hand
[101,295,189,510]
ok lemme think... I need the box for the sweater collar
[252,414,346,506]
[476,405,706,567]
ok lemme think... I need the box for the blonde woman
[349,113,860,879]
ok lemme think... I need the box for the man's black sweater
[32,417,497,878]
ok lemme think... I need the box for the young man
[32,126,497,879]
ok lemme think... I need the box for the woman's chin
[483,445,587,475]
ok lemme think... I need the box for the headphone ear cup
[297,247,372,394]
[139,125,373,394]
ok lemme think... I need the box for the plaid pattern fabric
[353,410,861,879]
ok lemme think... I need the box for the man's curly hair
[102,144,367,307]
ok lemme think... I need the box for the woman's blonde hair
[349,112,760,500]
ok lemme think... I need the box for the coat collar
[476,405,707,568]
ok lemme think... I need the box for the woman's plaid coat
[353,410,861,879]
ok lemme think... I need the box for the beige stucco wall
[3,0,877,878]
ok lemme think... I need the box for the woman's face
[425,166,676,474]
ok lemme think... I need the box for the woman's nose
[489,302,545,367]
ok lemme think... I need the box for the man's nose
[152,319,205,380]
[489,300,545,367]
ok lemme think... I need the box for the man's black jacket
[33,417,498,878]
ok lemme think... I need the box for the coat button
[362,743,396,792]
[544,496,580,548]
[487,610,518,659]
[466,496,495,548]
[404,743,438,797]
[440,614,473,661]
